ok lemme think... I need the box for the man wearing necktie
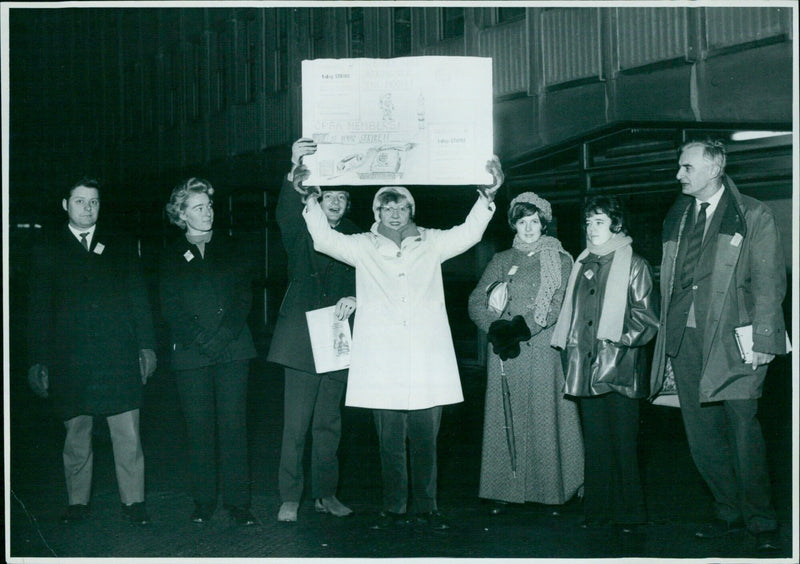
[649,140,787,552]
[27,177,158,526]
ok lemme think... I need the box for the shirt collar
[695,186,725,217]
[68,223,96,243]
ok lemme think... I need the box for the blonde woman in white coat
[295,158,503,531]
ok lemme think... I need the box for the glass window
[440,7,464,40]
[310,9,327,59]
[497,7,525,24]
[393,7,412,56]
[349,7,365,57]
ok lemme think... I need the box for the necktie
[680,202,709,289]
[79,232,89,251]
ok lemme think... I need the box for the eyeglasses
[379,205,411,215]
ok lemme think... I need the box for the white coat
[303,195,495,410]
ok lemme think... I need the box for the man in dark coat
[27,177,157,525]
[267,138,359,522]
[650,140,787,552]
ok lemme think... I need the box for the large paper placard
[305,306,352,374]
[302,56,494,186]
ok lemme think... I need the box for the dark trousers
[278,368,346,502]
[671,327,776,533]
[579,392,646,525]
[373,406,442,514]
[175,360,250,509]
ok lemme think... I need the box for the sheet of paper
[302,56,494,186]
[305,306,351,374]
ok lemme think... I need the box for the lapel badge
[183,250,195,262]
[93,242,105,255]
[730,232,743,247]
[584,269,594,280]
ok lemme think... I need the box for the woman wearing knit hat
[551,195,659,532]
[468,192,584,515]
[295,156,504,531]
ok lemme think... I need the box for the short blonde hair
[165,177,215,229]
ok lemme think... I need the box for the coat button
[396,251,401,258]
[589,289,595,295]
[193,315,199,320]
[587,320,593,326]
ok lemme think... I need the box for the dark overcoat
[650,176,787,402]
[266,177,359,380]
[27,224,156,420]
[159,233,257,371]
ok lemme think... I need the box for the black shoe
[369,510,408,530]
[489,500,509,515]
[60,504,89,523]
[226,505,257,526]
[755,528,780,552]
[616,523,643,535]
[415,510,450,530]
[190,501,216,523]
[578,517,611,530]
[122,502,151,525]
[695,518,745,539]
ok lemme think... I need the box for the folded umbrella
[499,360,517,478]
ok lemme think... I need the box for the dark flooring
[6,354,796,561]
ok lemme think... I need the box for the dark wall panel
[698,42,794,122]
[540,82,608,145]
[614,65,696,122]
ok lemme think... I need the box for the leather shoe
[489,500,509,515]
[315,496,353,517]
[755,528,780,552]
[369,510,409,530]
[415,510,450,530]
[60,504,89,523]
[226,505,257,526]
[190,501,215,523]
[278,501,299,522]
[695,518,745,539]
[122,502,151,525]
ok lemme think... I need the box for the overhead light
[730,131,788,141]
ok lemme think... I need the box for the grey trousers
[671,327,776,533]
[63,409,145,506]
[373,406,442,514]
[278,368,346,502]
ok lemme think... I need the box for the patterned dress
[468,244,584,504]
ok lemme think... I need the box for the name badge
[183,250,195,262]
[584,269,594,280]
[93,242,105,255]
[508,265,518,276]
[730,233,743,247]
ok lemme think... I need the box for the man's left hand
[478,156,504,203]
[293,164,322,201]
[139,349,157,384]
[334,296,357,321]
[751,351,775,370]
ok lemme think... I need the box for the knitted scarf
[512,234,567,327]
[551,233,633,349]
[376,221,420,248]
[185,230,213,258]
